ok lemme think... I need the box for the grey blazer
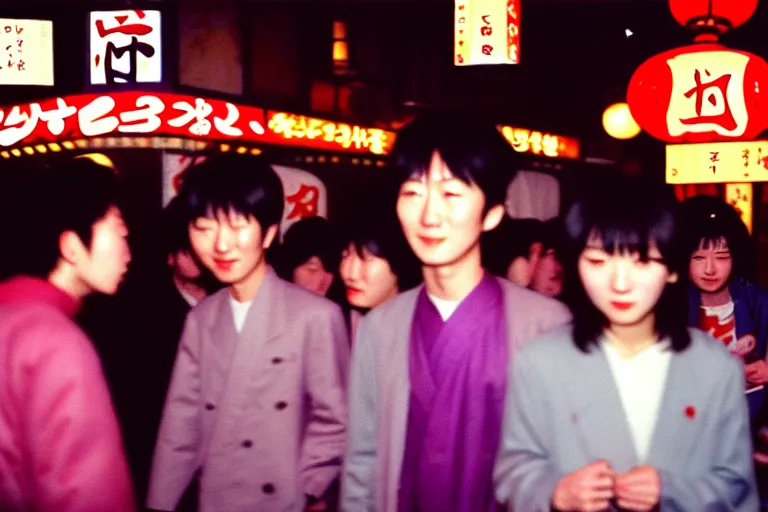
[148,269,350,512]
[493,327,758,512]
[341,278,573,512]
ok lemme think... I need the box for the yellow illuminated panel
[725,183,753,234]
[666,141,768,184]
[498,125,580,159]
[266,112,396,156]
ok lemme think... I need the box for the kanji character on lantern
[482,44,493,55]
[664,49,751,139]
[680,69,736,131]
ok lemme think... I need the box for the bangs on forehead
[582,209,673,262]
[698,236,729,251]
[400,148,475,185]
[189,192,255,221]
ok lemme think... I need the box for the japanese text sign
[499,125,580,159]
[666,140,768,184]
[266,111,395,155]
[0,92,266,148]
[89,10,162,85]
[666,51,749,138]
[455,0,520,66]
[0,92,395,156]
[0,19,53,86]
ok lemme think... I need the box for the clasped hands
[553,460,660,512]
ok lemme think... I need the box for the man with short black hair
[148,154,349,512]
[0,158,135,512]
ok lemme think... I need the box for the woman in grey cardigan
[493,179,757,512]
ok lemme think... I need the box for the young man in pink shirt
[0,158,135,512]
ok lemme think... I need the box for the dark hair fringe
[176,153,284,233]
[389,112,520,211]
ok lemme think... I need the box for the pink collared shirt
[0,276,136,512]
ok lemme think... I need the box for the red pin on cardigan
[685,406,696,419]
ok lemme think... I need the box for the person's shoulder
[189,287,229,317]
[1,302,97,363]
[365,286,422,326]
[516,325,577,359]
[498,277,572,320]
[277,277,343,316]
[684,328,742,376]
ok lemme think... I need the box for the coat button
[275,401,288,410]
[271,357,283,364]
[205,403,215,411]
[262,483,276,494]
[242,440,253,448]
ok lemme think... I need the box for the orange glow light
[266,111,396,155]
[725,183,753,233]
[498,125,580,159]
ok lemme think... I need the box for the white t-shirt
[229,296,253,333]
[428,294,461,321]
[602,340,672,461]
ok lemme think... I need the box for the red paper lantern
[669,0,758,32]
[627,42,768,143]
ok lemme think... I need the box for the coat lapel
[208,270,282,408]
[565,342,639,473]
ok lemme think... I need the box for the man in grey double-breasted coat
[147,155,349,512]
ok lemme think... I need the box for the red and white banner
[0,91,395,155]
[0,92,266,148]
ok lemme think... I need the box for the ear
[262,224,279,249]
[58,230,87,265]
[482,205,505,232]
[667,272,679,284]
[529,242,544,263]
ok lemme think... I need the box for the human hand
[614,465,661,511]
[552,460,615,511]
[745,360,768,385]
[731,334,756,358]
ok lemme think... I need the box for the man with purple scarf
[341,114,572,512]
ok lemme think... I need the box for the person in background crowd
[339,210,422,340]
[147,154,349,512]
[0,158,135,512]
[680,196,768,423]
[113,196,218,511]
[494,179,757,511]
[483,216,565,299]
[341,114,571,512]
[680,195,768,509]
[277,216,346,304]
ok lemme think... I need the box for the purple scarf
[398,274,508,512]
